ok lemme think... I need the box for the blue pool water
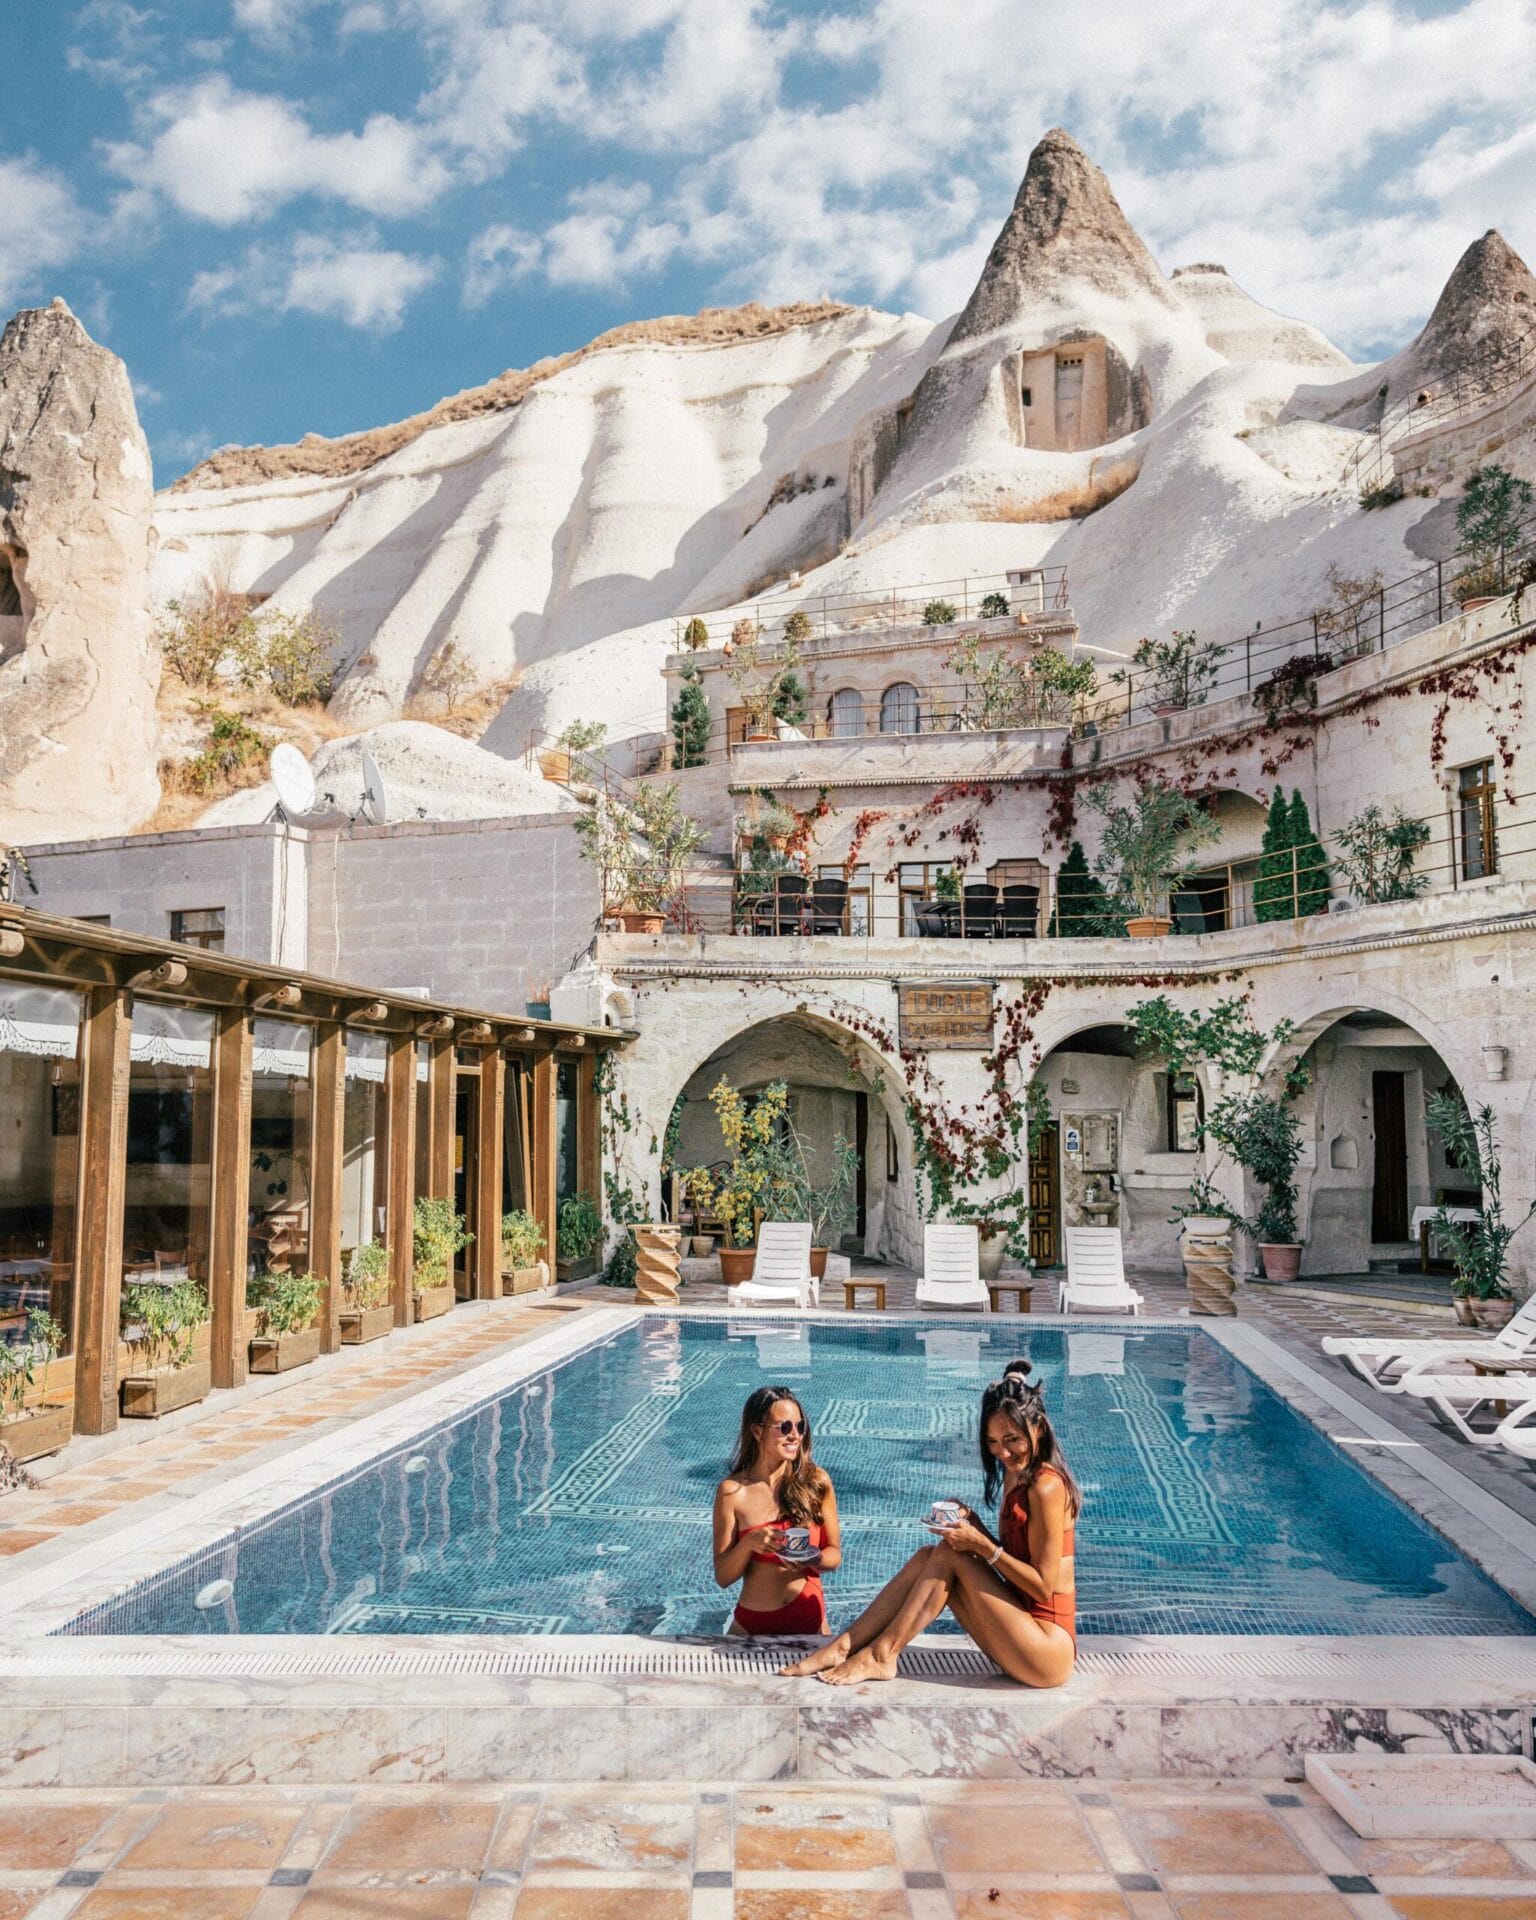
[66,1317,1534,1637]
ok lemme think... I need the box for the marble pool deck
[1,1282,1535,1792]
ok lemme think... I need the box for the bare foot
[817,1643,899,1686]
[779,1633,849,1677]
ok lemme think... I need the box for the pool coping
[3,1305,1536,1638]
[1,1306,1534,1783]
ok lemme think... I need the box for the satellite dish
[270,743,318,821]
[362,750,389,826]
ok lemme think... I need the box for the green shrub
[1455,463,1533,601]
[557,1190,603,1261]
[1049,840,1121,937]
[247,1269,322,1336]
[558,719,607,753]
[121,1280,209,1372]
[344,1240,391,1310]
[782,609,814,644]
[923,599,958,626]
[500,1208,545,1271]
[601,1234,638,1288]
[1333,804,1430,902]
[413,1196,472,1288]
[979,592,1009,618]
[773,672,808,727]
[174,711,272,795]
[0,1309,65,1418]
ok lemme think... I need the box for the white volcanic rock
[199,720,584,827]
[1169,263,1352,371]
[0,300,160,842]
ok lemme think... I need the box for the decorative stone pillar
[1182,1222,1236,1316]
[634,1224,682,1304]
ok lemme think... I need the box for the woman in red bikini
[713,1385,842,1637]
[782,1359,1077,1687]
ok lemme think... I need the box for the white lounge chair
[1496,1401,1536,1460]
[1059,1228,1144,1316]
[1321,1293,1536,1392]
[1398,1368,1536,1445]
[915,1224,989,1312]
[731,1221,818,1309]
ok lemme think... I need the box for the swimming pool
[63,1316,1534,1638]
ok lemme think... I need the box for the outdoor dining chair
[1059,1228,1144,1315]
[806,876,848,935]
[773,874,808,934]
[961,884,1000,937]
[999,884,1041,938]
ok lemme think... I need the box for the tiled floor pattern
[0,1778,1531,1918]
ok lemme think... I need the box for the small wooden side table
[987,1282,1033,1314]
[843,1278,887,1312]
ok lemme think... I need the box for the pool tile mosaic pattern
[0,1778,1531,1917]
[66,1317,1534,1638]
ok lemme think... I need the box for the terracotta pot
[340,1304,394,1345]
[617,907,666,934]
[1453,1294,1477,1326]
[1125,916,1173,938]
[1258,1242,1302,1282]
[978,1231,1008,1282]
[1470,1296,1517,1330]
[744,727,775,744]
[809,1246,829,1280]
[1153,702,1185,717]
[1460,595,1497,612]
[537,747,571,784]
[718,1246,757,1286]
[249,1324,322,1374]
[120,1357,213,1419]
[412,1283,456,1323]
[0,1400,73,1464]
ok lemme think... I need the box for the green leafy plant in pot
[1425,1091,1534,1328]
[682,1078,796,1283]
[1084,782,1220,937]
[0,1309,69,1462]
[500,1208,546,1292]
[413,1196,471,1311]
[556,1190,603,1278]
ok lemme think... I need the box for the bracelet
[986,1543,1004,1568]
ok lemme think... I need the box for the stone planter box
[339,1304,394,1345]
[505,1264,548,1296]
[249,1325,322,1374]
[0,1400,73,1464]
[413,1283,456,1323]
[120,1357,212,1419]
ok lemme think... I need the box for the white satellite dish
[270,743,318,821]
[361,750,389,826]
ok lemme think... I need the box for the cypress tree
[1252,789,1295,922]
[1287,789,1331,917]
[1050,840,1121,936]
[671,662,711,769]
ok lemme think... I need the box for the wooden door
[1028,1122,1060,1267]
[1371,1071,1408,1243]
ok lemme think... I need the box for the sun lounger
[1397,1368,1536,1444]
[731,1221,818,1308]
[1321,1293,1536,1391]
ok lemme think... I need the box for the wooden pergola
[0,907,630,1438]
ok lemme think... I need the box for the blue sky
[7,0,1536,481]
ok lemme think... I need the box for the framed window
[827,688,864,738]
[1165,1073,1203,1153]
[1457,761,1498,880]
[169,907,225,951]
[879,682,921,735]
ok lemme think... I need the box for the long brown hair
[729,1385,829,1526]
[979,1360,1082,1517]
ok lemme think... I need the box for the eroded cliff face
[0,299,160,842]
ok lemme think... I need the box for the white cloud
[187,233,439,330]
[0,155,88,311]
[108,76,452,224]
[463,223,543,306]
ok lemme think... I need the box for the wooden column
[531,1050,558,1280]
[208,1008,254,1392]
[310,1021,345,1354]
[429,1037,455,1200]
[577,1050,600,1210]
[386,1033,417,1326]
[72,986,132,1436]
[474,1050,505,1299]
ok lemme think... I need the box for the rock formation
[0,300,160,843]
[1398,230,1536,401]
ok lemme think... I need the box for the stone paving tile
[115,1799,308,1872]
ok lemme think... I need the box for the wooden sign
[898,982,994,1051]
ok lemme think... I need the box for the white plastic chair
[1059,1228,1143,1316]
[915,1224,989,1311]
[1321,1293,1536,1391]
[1399,1369,1536,1445]
[731,1221,818,1308]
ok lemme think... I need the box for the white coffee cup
[780,1526,813,1559]
[928,1500,963,1530]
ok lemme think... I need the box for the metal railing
[1345,331,1536,497]
[650,784,1536,943]
[669,567,1071,651]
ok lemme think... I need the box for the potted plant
[1171,1174,1232,1239]
[1084,782,1219,937]
[340,1240,393,1344]
[979,592,1009,620]
[1333,804,1431,904]
[500,1208,548,1294]
[412,1196,470,1319]
[684,1078,794,1283]
[1453,463,1533,608]
[724,620,803,741]
[537,718,607,785]
[1425,1091,1535,1329]
[575,780,705,934]
[248,1269,323,1372]
[119,1279,212,1418]
[922,599,958,627]
[1113,629,1223,715]
[556,1190,603,1281]
[681,615,710,651]
[0,1310,70,1464]
[778,1132,859,1279]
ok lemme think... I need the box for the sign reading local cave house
[898,981,995,1051]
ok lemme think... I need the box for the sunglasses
[768,1418,807,1437]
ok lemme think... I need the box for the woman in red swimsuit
[783,1359,1077,1687]
[713,1385,842,1637]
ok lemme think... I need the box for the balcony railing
[669,567,1071,651]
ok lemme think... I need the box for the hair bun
[1003,1359,1034,1382]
